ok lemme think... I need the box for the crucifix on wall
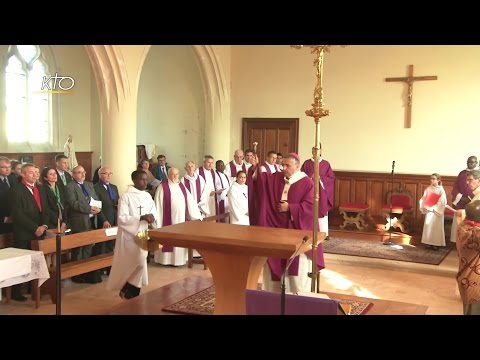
[385,65,437,128]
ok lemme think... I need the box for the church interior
[1,45,476,315]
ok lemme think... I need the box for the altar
[148,221,318,314]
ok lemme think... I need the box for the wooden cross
[138,205,143,216]
[385,65,437,128]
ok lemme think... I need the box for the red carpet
[162,286,373,315]
[324,237,450,265]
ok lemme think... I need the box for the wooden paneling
[332,171,457,234]
[2,152,93,181]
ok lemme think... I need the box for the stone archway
[83,45,230,194]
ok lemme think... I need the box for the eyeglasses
[73,171,86,174]
[100,172,113,175]
[0,166,12,169]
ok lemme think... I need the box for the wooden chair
[338,203,370,230]
[187,212,230,270]
[0,232,13,249]
[381,187,413,233]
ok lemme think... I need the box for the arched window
[5,45,52,144]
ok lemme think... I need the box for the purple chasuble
[300,159,335,217]
[255,171,325,281]
[161,181,189,252]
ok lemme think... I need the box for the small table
[339,203,370,230]
[0,248,50,302]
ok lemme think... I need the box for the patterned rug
[162,286,373,315]
[324,238,451,265]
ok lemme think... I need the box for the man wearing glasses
[93,166,119,274]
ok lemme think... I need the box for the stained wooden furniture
[382,187,414,233]
[0,233,13,249]
[2,151,93,181]
[30,228,116,308]
[333,171,456,235]
[385,64,438,128]
[186,212,231,270]
[148,222,316,315]
[338,203,370,230]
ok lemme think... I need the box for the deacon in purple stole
[153,167,202,266]
[253,153,325,294]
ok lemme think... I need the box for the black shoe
[324,236,330,241]
[11,294,28,302]
[71,275,85,283]
[84,272,102,284]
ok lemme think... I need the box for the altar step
[104,275,213,315]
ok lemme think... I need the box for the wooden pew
[30,228,116,308]
[187,212,230,270]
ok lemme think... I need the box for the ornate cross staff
[291,45,344,293]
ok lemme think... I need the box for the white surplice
[106,186,158,291]
[181,173,210,218]
[195,167,217,217]
[227,182,249,225]
[224,160,247,183]
[215,171,231,221]
[419,185,446,247]
[153,180,202,266]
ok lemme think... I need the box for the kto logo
[39,73,75,94]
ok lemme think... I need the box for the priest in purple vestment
[451,156,478,243]
[300,145,335,240]
[250,153,325,294]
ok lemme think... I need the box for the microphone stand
[384,161,395,246]
[281,236,309,315]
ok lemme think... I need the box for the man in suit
[0,156,18,235]
[10,163,51,301]
[55,154,72,199]
[153,155,171,183]
[65,165,104,283]
[93,166,119,273]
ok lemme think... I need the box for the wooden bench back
[31,228,117,254]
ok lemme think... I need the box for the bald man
[153,167,202,266]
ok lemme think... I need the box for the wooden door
[242,118,299,163]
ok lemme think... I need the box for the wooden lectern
[148,221,315,315]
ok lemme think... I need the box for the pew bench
[187,212,230,270]
[29,228,117,308]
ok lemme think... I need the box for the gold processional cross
[385,64,437,128]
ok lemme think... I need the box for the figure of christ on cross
[385,64,437,128]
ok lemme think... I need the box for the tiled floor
[0,245,462,315]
